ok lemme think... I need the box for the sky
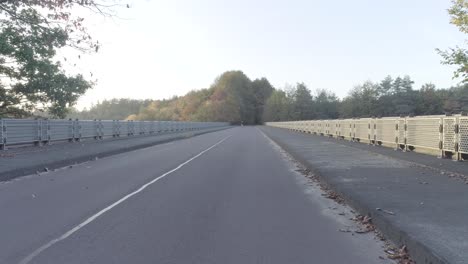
[69,0,466,109]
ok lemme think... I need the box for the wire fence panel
[79,120,98,139]
[130,121,136,135]
[147,121,156,134]
[337,120,345,138]
[100,120,114,138]
[329,120,338,136]
[4,119,40,145]
[375,118,397,145]
[135,121,144,135]
[398,118,406,145]
[406,117,441,150]
[354,119,370,142]
[459,117,468,154]
[323,120,331,136]
[302,121,308,132]
[321,120,327,134]
[370,119,376,142]
[316,120,323,134]
[116,121,127,136]
[302,121,309,133]
[294,121,301,131]
[159,121,166,132]
[343,120,353,139]
[309,121,314,133]
[301,121,308,132]
[40,120,48,142]
[337,120,344,137]
[48,120,74,141]
[443,117,457,152]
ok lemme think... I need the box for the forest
[68,71,468,124]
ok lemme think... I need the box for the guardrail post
[403,117,408,152]
[44,119,50,145]
[455,117,462,161]
[99,120,104,139]
[372,118,376,145]
[367,119,372,145]
[68,119,74,142]
[112,120,115,137]
[140,121,145,135]
[75,119,81,142]
[439,117,444,159]
[128,120,132,136]
[0,119,5,150]
[456,113,468,161]
[34,119,42,146]
[394,119,398,150]
[149,121,154,134]
[93,119,98,140]
[115,120,121,137]
[454,116,461,161]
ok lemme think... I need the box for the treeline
[67,99,153,120]
[131,71,274,124]
[264,76,468,122]
[73,71,274,124]
[70,71,468,124]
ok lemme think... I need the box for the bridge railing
[266,115,468,160]
[0,119,229,149]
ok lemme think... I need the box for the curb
[260,127,449,264]
[0,127,231,182]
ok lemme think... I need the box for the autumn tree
[251,78,274,124]
[0,0,116,118]
[263,90,294,122]
[340,81,379,118]
[437,0,468,83]
[68,99,152,120]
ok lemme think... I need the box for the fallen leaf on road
[338,229,351,233]
[376,208,395,215]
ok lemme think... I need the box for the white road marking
[19,135,232,264]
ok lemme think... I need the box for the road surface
[0,127,391,264]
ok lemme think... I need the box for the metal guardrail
[266,115,468,160]
[0,119,229,149]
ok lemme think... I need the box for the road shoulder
[260,126,468,264]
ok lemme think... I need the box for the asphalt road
[0,127,390,264]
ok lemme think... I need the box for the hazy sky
[71,0,466,109]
